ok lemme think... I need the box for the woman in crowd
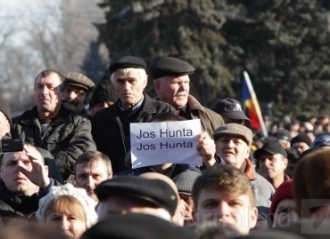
[36,184,97,239]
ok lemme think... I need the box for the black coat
[92,93,176,174]
[0,179,58,217]
[11,106,96,180]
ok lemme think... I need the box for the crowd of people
[0,55,329,239]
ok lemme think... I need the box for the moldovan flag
[241,71,268,137]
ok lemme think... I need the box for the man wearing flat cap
[254,140,289,189]
[213,123,274,200]
[92,56,176,174]
[95,176,178,222]
[62,72,95,117]
[151,57,224,137]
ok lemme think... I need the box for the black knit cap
[81,213,195,239]
[89,75,117,109]
[0,97,11,124]
[150,57,195,80]
[95,177,178,216]
[109,56,146,73]
[290,133,312,146]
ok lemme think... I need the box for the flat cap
[150,57,195,80]
[65,72,95,92]
[109,56,146,73]
[81,213,195,239]
[213,123,253,146]
[95,177,178,216]
[173,171,200,196]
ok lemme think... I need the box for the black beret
[65,72,95,92]
[95,177,178,216]
[150,57,195,80]
[81,213,195,239]
[109,56,146,73]
[89,75,117,109]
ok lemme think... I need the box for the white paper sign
[130,119,202,168]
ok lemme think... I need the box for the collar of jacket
[0,180,39,215]
[187,95,206,113]
[104,93,157,121]
[19,105,74,126]
[240,158,256,180]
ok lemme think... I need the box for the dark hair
[286,147,300,164]
[34,69,66,92]
[151,112,180,122]
[74,151,112,176]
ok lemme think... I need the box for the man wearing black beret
[92,56,176,174]
[151,57,224,137]
[95,176,178,222]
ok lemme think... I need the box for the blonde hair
[45,195,86,223]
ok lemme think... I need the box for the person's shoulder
[255,173,275,190]
[11,107,36,124]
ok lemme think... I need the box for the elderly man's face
[154,75,190,109]
[63,85,87,114]
[112,69,147,110]
[215,135,250,169]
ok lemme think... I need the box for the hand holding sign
[196,131,216,168]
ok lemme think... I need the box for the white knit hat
[36,183,97,228]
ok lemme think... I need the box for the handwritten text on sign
[130,119,202,168]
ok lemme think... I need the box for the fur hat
[290,134,312,147]
[293,147,330,218]
[36,184,97,227]
[89,75,117,109]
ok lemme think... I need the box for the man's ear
[283,157,288,169]
[154,79,161,95]
[249,207,258,229]
[44,165,49,176]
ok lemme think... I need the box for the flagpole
[243,71,268,137]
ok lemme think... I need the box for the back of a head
[81,213,195,239]
[232,230,306,239]
[293,147,330,218]
[195,225,241,239]
[0,222,68,239]
[272,218,330,239]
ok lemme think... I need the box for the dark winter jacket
[0,179,57,217]
[92,93,176,174]
[11,106,96,180]
[186,95,224,137]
